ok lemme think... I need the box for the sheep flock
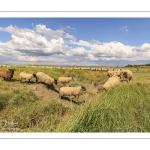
[0,67,133,102]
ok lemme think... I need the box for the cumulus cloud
[132,43,150,52]
[64,33,76,41]
[35,24,65,40]
[0,24,150,66]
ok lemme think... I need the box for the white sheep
[107,70,115,78]
[58,76,73,85]
[36,72,57,89]
[19,72,37,83]
[120,69,133,82]
[102,76,121,90]
[59,86,86,99]
[107,69,121,78]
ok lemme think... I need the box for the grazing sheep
[107,69,116,78]
[59,86,86,99]
[19,72,37,83]
[91,68,96,71]
[107,69,121,78]
[36,72,57,89]
[0,69,15,81]
[102,76,121,90]
[58,76,73,85]
[120,69,133,82]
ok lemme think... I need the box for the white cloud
[0,24,150,66]
[35,24,65,40]
[120,26,129,32]
[67,26,75,30]
[70,40,91,47]
[66,47,88,57]
[64,33,76,41]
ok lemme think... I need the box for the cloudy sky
[0,18,150,66]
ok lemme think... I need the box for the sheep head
[54,79,57,85]
[81,85,86,91]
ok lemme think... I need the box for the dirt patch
[23,82,99,106]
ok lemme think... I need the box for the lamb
[59,86,86,99]
[19,72,37,83]
[36,72,57,89]
[102,76,121,90]
[120,69,133,82]
[58,76,73,85]
[0,69,15,81]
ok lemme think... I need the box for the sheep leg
[28,79,30,84]
[72,95,76,100]
[59,95,62,99]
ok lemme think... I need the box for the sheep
[58,76,73,85]
[36,72,57,89]
[120,69,133,82]
[102,76,121,90]
[107,69,121,78]
[19,72,37,83]
[59,86,86,99]
[0,69,15,81]
[107,70,115,78]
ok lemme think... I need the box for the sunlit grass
[57,82,150,132]
[1,66,150,132]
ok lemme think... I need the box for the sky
[1,18,150,66]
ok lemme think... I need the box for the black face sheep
[58,76,73,85]
[59,86,86,99]
[19,72,37,83]
[120,69,133,82]
[0,69,15,81]
[102,76,121,90]
[36,72,57,89]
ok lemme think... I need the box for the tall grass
[57,82,150,132]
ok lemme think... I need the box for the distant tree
[125,64,134,67]
[144,63,150,66]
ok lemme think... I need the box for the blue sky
[0,18,150,66]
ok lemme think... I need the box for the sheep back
[36,72,55,85]
[20,72,33,80]
[103,76,120,90]
[59,86,86,98]
[58,77,73,83]
[0,69,14,80]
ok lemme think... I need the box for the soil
[23,81,101,106]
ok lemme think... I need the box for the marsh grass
[57,82,150,132]
[1,66,150,132]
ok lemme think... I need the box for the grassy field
[0,65,150,132]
